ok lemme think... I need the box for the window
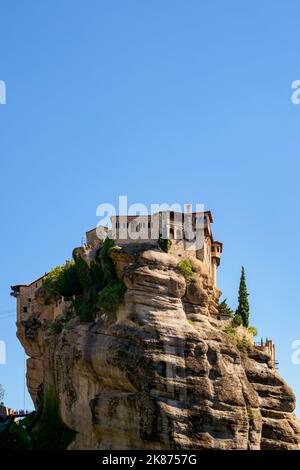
[23,306,28,313]
[28,298,31,303]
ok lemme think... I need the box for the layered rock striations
[15,243,300,450]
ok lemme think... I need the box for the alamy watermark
[291,80,300,104]
[95,197,206,250]
[291,340,300,365]
[0,80,6,105]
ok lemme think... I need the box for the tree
[218,299,234,317]
[43,261,83,299]
[234,266,250,327]
[158,235,171,253]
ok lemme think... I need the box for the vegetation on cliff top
[98,280,126,316]
[43,261,83,302]
[43,237,126,323]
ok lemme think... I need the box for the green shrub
[72,250,105,322]
[0,388,75,450]
[43,261,83,301]
[237,337,252,353]
[89,260,105,291]
[31,386,75,449]
[99,237,117,284]
[98,280,126,319]
[158,235,172,253]
[96,238,126,319]
[247,407,260,421]
[72,252,92,294]
[248,326,257,336]
[223,325,236,337]
[218,299,234,317]
[178,259,193,282]
[71,296,95,322]
[234,313,243,326]
[46,238,126,324]
[0,416,34,450]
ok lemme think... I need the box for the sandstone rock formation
[16,243,300,450]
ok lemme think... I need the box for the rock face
[16,244,300,450]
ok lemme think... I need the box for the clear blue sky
[0,1,300,415]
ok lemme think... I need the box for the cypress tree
[234,266,250,327]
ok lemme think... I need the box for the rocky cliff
[16,243,300,450]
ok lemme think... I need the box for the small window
[28,298,31,303]
[35,283,38,288]
[23,306,28,313]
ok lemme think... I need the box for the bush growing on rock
[158,235,172,253]
[72,238,126,322]
[178,259,193,282]
[237,337,252,353]
[30,386,75,449]
[248,326,257,336]
[234,313,243,326]
[218,298,234,317]
[98,280,126,319]
[223,325,236,337]
[43,261,83,301]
